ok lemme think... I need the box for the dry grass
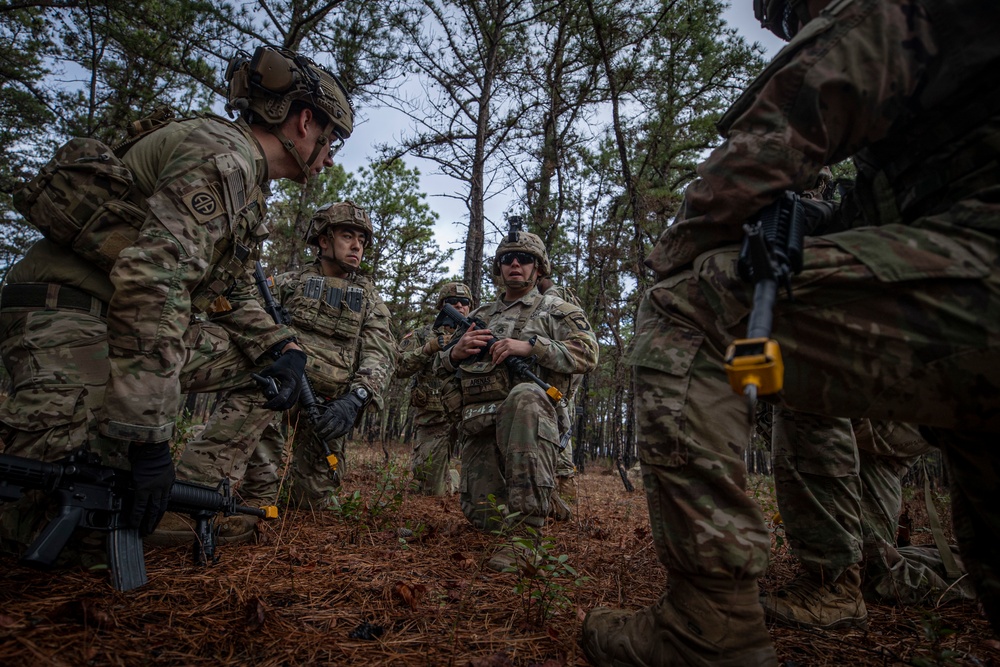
[0,440,997,666]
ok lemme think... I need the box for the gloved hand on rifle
[253,349,307,410]
[314,391,366,442]
[127,441,175,536]
[422,333,452,355]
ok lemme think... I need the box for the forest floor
[0,439,996,667]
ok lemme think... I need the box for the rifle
[250,261,339,476]
[434,302,563,403]
[0,446,276,591]
[723,191,831,422]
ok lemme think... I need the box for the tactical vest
[284,269,370,395]
[458,294,571,435]
[407,326,449,412]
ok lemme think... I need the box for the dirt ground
[0,441,997,666]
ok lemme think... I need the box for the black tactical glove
[314,392,366,443]
[253,349,307,410]
[127,441,175,536]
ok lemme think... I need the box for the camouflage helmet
[435,282,474,310]
[492,230,551,278]
[305,200,373,247]
[752,0,813,40]
[225,46,353,139]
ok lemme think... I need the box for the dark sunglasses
[444,297,471,306]
[499,251,535,266]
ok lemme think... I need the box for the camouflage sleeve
[395,325,433,378]
[646,0,936,277]
[531,303,599,376]
[100,122,266,443]
[352,289,397,403]
[207,278,295,360]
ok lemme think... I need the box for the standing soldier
[537,275,583,521]
[583,0,1000,663]
[0,45,350,563]
[396,282,473,496]
[442,231,598,571]
[158,200,395,539]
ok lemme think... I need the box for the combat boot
[761,563,868,630]
[549,489,573,521]
[582,574,776,667]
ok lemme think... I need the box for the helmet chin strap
[271,118,335,182]
[318,252,356,276]
[502,265,537,291]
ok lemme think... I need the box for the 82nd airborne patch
[183,184,222,222]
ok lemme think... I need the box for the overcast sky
[338,2,786,276]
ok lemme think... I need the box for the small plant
[912,612,961,667]
[327,459,408,543]
[485,494,589,625]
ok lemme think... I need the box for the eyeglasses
[444,297,471,306]
[499,251,535,266]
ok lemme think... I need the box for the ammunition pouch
[410,385,429,409]
[289,276,365,343]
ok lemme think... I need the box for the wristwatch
[351,386,371,406]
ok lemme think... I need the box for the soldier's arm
[395,327,432,378]
[209,278,295,361]
[530,303,599,376]
[100,126,264,443]
[352,291,397,406]
[648,0,937,276]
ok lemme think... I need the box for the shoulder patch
[183,184,223,222]
[569,312,591,331]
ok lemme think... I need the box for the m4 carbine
[0,446,277,591]
[435,302,563,403]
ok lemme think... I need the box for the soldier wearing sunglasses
[441,230,598,572]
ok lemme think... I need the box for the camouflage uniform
[0,116,294,546]
[177,261,395,507]
[442,287,598,532]
[396,322,460,496]
[539,283,583,479]
[585,0,1000,662]
[772,411,975,604]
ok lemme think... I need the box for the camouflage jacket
[6,116,294,443]
[647,0,1000,279]
[441,286,598,425]
[276,262,396,405]
[396,322,456,413]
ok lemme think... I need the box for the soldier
[583,0,1000,664]
[765,413,975,630]
[537,275,583,521]
[395,282,473,496]
[441,231,598,571]
[160,201,395,532]
[0,46,351,562]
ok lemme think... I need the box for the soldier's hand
[489,338,533,365]
[127,441,175,536]
[255,349,307,410]
[449,325,492,362]
[315,392,366,442]
[423,333,453,355]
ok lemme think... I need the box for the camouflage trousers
[772,410,975,604]
[555,398,576,479]
[459,383,560,532]
[628,218,1000,627]
[409,408,457,496]
[177,400,347,509]
[0,306,262,549]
